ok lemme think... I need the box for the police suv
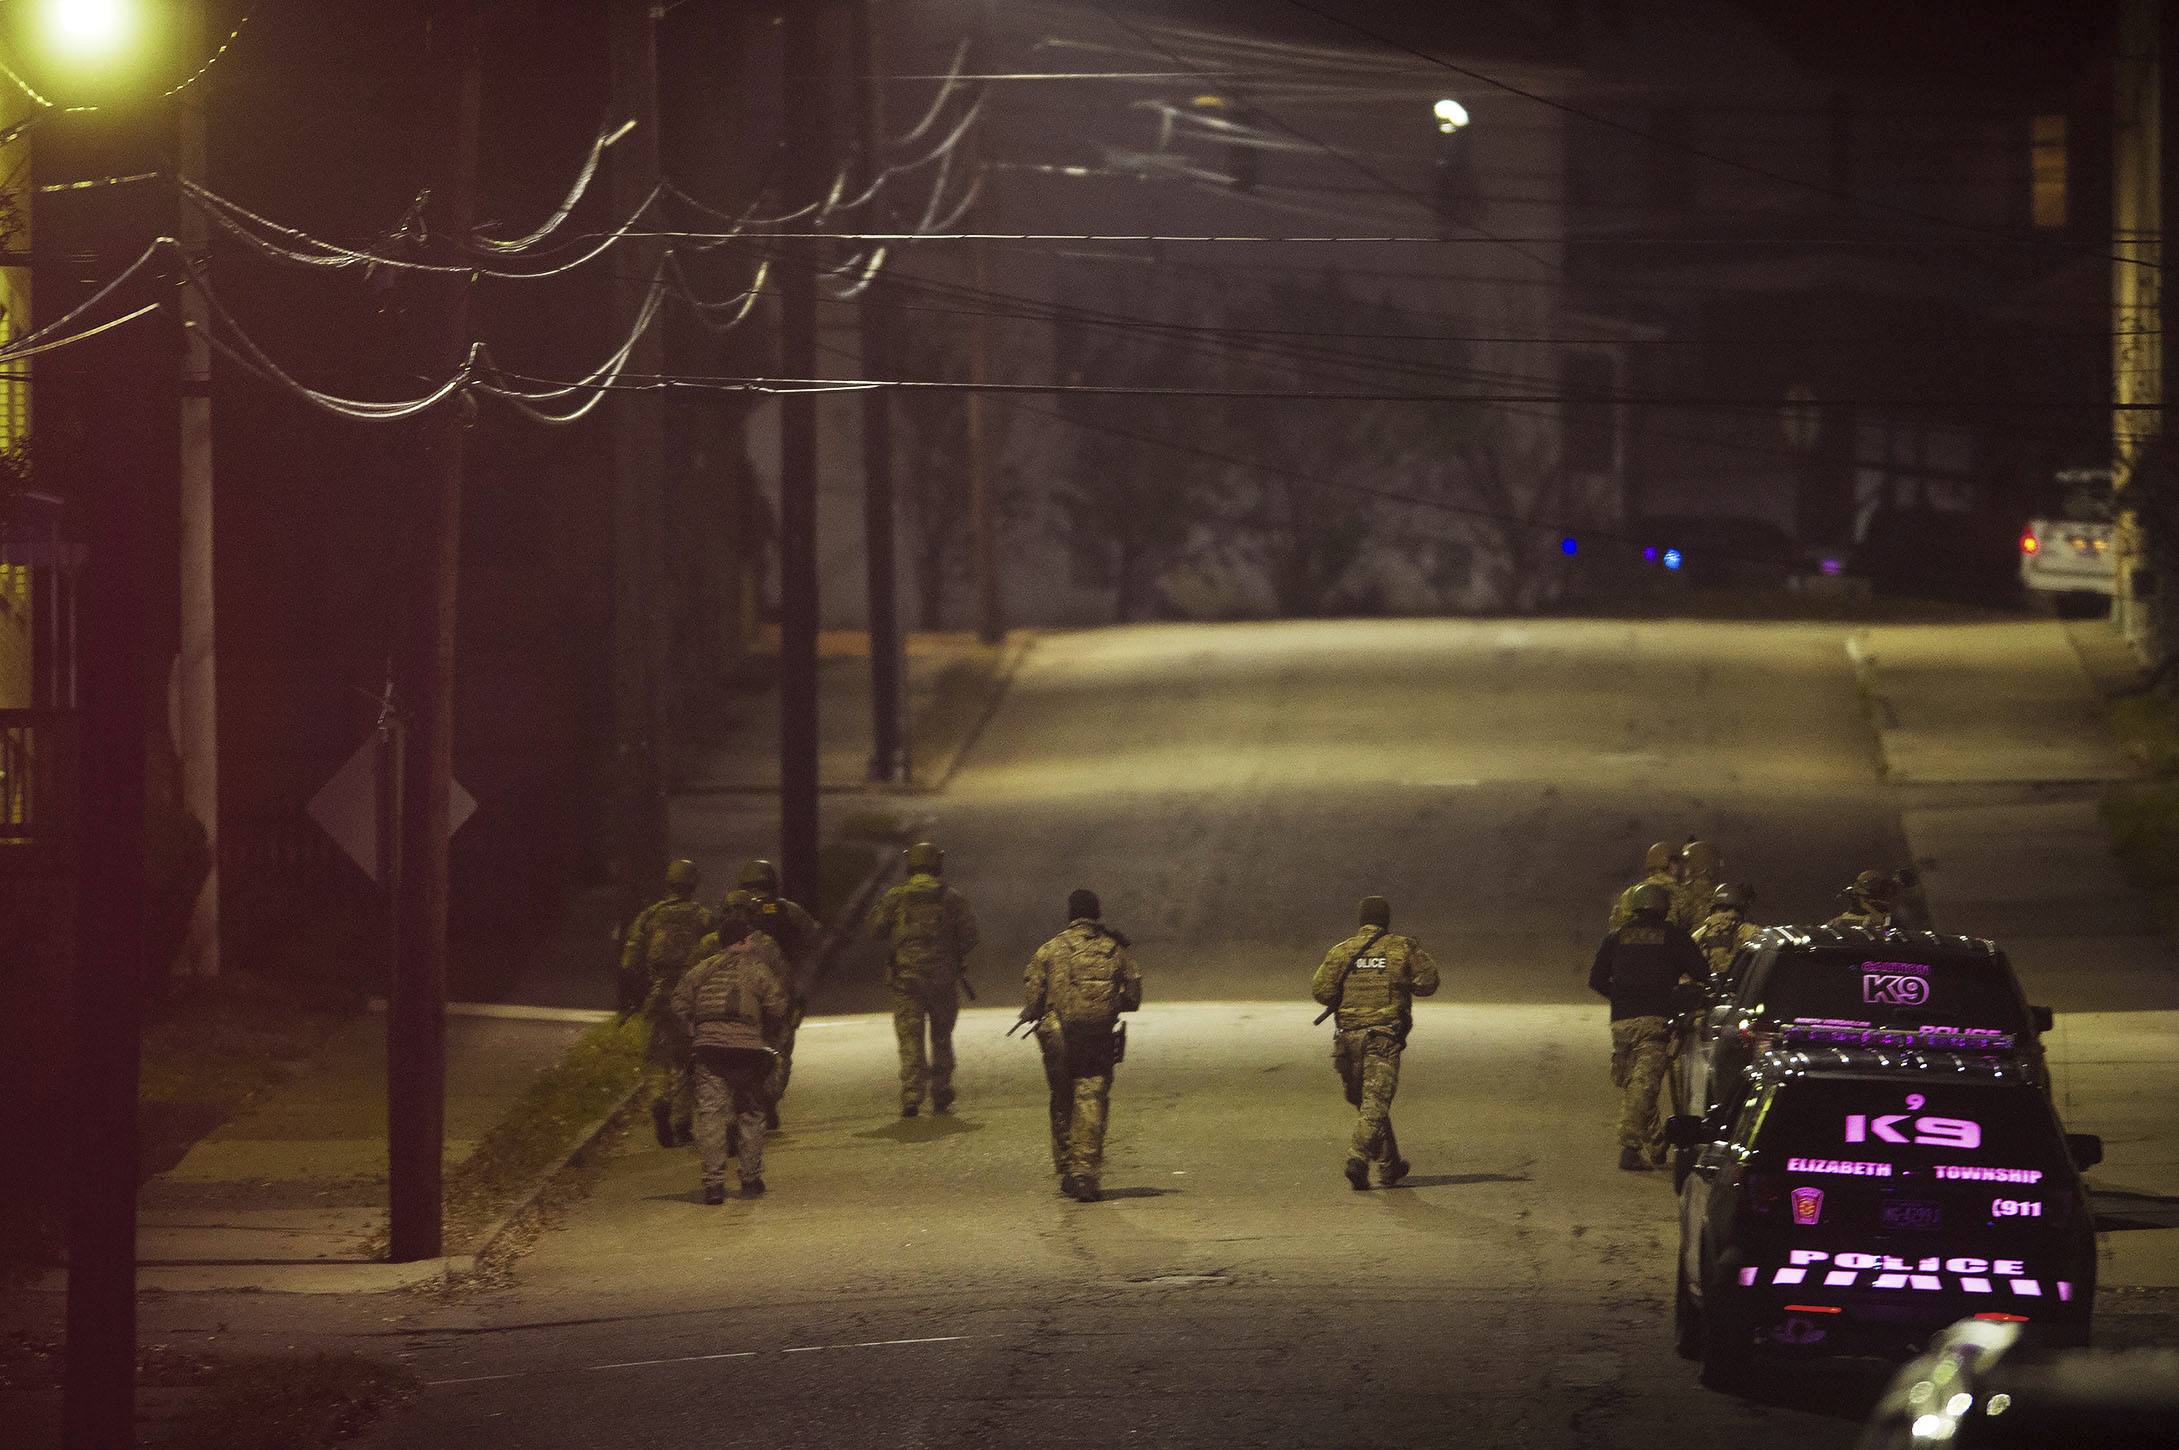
[1681,927,2053,1127]
[1668,1035,2100,1389]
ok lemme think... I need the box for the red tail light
[1974,1312,2030,1323]
[1784,1304,1842,1314]
[2020,530,2040,555]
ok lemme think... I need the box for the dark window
[1742,949,2029,1035]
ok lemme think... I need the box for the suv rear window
[1743,949,2027,1034]
[1746,1077,2065,1174]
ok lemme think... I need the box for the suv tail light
[2020,529,2040,555]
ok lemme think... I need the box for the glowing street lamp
[1433,97,1469,134]
[40,0,139,63]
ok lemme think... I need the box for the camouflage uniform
[618,889,714,1143]
[1024,915,1142,1197]
[1691,910,1758,980]
[744,890,822,1111]
[670,933,791,1197]
[1311,920,1440,1186]
[1588,902,1706,1164]
[1607,870,1680,932]
[1671,875,1717,933]
[866,870,980,1113]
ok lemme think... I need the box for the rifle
[957,973,978,1002]
[1006,1013,1038,1038]
[1312,927,1388,1027]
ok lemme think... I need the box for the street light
[1433,97,1469,134]
[9,0,172,105]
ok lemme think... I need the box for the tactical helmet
[1642,841,1678,873]
[739,858,779,892]
[1681,840,1721,876]
[904,841,943,874]
[663,858,699,894]
[1067,888,1101,921]
[1358,895,1391,927]
[1710,882,1752,913]
[1628,882,1673,917]
[714,889,755,946]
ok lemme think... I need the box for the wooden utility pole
[966,6,1003,647]
[609,0,668,886]
[60,104,169,1450]
[177,0,221,977]
[2115,0,2168,661]
[388,0,480,1264]
[779,7,825,905]
[854,0,906,782]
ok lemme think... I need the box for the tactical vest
[752,895,811,961]
[892,879,950,952]
[1334,933,1410,1022]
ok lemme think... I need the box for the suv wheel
[1673,1269,1701,1361]
[1699,1277,1752,1391]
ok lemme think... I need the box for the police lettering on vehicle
[1740,1248,2076,1302]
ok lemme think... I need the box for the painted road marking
[428,1336,975,1386]
[588,1352,759,1371]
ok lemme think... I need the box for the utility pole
[609,0,668,887]
[777,8,826,906]
[388,0,480,1264]
[2115,0,2167,662]
[60,106,168,1450]
[854,0,907,783]
[177,0,221,978]
[966,6,1003,647]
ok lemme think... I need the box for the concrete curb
[449,832,904,1279]
[450,1077,647,1280]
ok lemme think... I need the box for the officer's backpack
[1051,930,1127,1029]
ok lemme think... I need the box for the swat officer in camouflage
[1607,841,1683,931]
[1692,882,1759,981]
[1828,869,1896,930]
[618,859,714,1149]
[670,907,791,1203]
[738,859,823,1127]
[1311,895,1440,1191]
[1019,889,1142,1203]
[1589,881,1706,1170]
[865,841,980,1116]
[1673,840,1724,933]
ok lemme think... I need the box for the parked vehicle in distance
[1854,507,2020,607]
[2020,468,2118,601]
[1680,927,2054,1130]
[1671,1050,2101,1390]
[1859,1317,2179,1449]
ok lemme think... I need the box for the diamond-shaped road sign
[307,735,477,884]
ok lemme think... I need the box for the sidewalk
[504,631,1032,1009]
[1854,617,2179,1290]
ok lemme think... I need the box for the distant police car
[1681,927,2054,1126]
[1670,1040,2100,1389]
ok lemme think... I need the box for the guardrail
[0,708,77,843]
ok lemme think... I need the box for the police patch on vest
[1353,956,1390,973]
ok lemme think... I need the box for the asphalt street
[349,619,2169,1450]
